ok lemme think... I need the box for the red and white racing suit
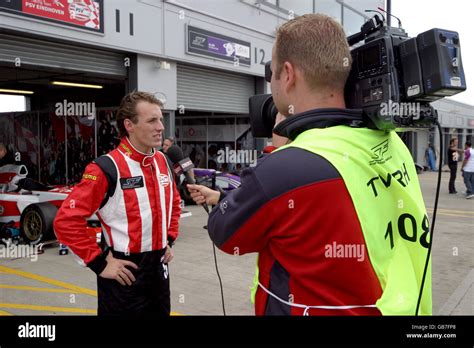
[54,137,181,316]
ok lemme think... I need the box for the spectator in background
[162,137,174,153]
[425,144,437,171]
[461,141,474,199]
[219,163,229,172]
[447,138,463,194]
[235,163,242,173]
[208,159,217,170]
[0,143,17,167]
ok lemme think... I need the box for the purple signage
[187,25,251,66]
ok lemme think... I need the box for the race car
[0,163,192,245]
[179,168,241,204]
[0,164,101,245]
[194,168,241,191]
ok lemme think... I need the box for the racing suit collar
[273,108,365,141]
[118,137,156,164]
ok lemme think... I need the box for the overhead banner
[186,25,251,66]
[0,0,103,33]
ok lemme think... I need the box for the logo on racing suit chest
[120,176,144,190]
[159,174,170,187]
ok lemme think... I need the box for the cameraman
[189,14,431,315]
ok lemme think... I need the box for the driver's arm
[53,163,109,274]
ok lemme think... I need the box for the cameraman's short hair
[116,91,163,138]
[275,14,352,91]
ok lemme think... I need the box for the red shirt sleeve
[53,163,108,266]
[167,174,181,243]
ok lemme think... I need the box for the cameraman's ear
[283,62,296,93]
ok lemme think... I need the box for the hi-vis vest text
[277,126,432,315]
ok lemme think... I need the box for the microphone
[166,145,209,214]
[377,6,402,28]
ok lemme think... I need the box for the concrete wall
[136,55,178,110]
[0,0,385,79]
[432,99,474,130]
[0,0,277,77]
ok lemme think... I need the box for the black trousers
[97,248,170,317]
[448,163,458,193]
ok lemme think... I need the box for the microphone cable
[168,144,226,314]
[212,230,227,316]
[415,120,442,315]
[203,207,226,316]
[198,172,226,316]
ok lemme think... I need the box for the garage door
[0,32,127,77]
[177,64,255,113]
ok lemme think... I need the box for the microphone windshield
[167,145,185,164]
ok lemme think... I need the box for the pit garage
[0,30,129,245]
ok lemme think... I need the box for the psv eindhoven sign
[0,0,104,33]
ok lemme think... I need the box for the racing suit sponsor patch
[83,173,97,181]
[159,174,170,187]
[120,176,144,190]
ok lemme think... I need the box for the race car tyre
[20,202,57,245]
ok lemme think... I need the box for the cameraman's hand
[187,184,220,206]
[99,252,138,286]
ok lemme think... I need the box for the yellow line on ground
[0,284,81,294]
[0,265,184,315]
[426,211,474,218]
[427,208,474,215]
[0,303,96,314]
[435,212,473,218]
[0,265,97,297]
[427,213,472,218]
[0,309,13,315]
[428,211,474,219]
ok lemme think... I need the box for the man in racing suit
[54,91,181,316]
